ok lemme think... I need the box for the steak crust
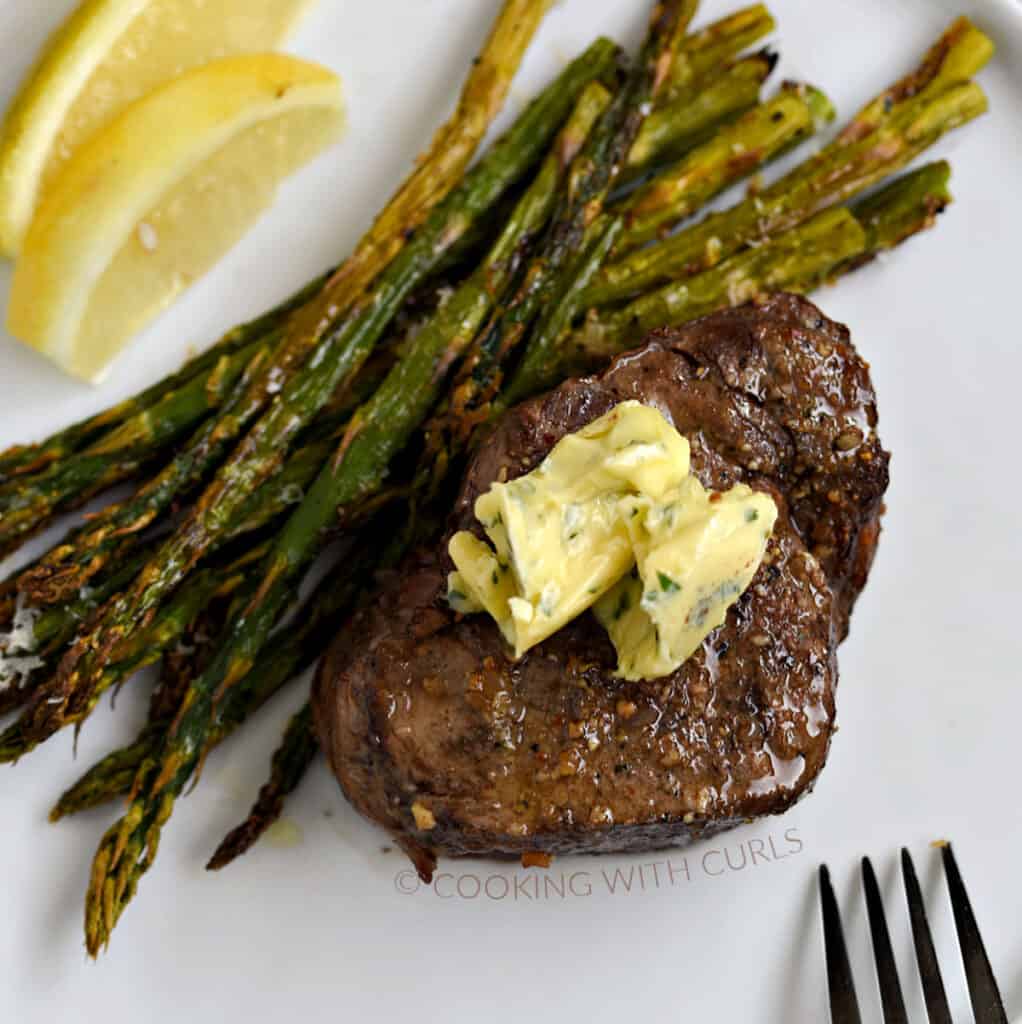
[313,294,889,863]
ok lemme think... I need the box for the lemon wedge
[7,54,344,382]
[0,0,313,257]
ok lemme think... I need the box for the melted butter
[447,401,777,678]
[747,748,806,797]
[265,818,304,849]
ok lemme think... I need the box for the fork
[818,844,1009,1023]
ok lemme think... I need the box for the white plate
[1,1,1020,1020]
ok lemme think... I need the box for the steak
[313,294,890,868]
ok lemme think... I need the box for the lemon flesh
[7,54,344,382]
[0,0,312,256]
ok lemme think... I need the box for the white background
[1,1,1020,1021]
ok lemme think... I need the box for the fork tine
[901,848,953,1024]
[941,844,1009,1024]
[819,865,863,1024]
[861,857,909,1024]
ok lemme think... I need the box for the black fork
[818,844,1009,1023]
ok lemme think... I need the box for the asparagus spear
[1,271,419,587]
[570,161,952,368]
[587,78,986,309]
[581,207,868,357]
[2,430,319,672]
[833,15,992,147]
[0,562,248,764]
[205,703,318,870]
[282,0,555,368]
[624,50,776,181]
[423,0,692,476]
[730,19,987,206]
[50,589,230,821]
[182,349,404,541]
[615,5,780,189]
[1,540,172,716]
[586,18,992,306]
[48,646,229,822]
[0,404,353,728]
[836,159,952,267]
[0,333,271,559]
[502,214,624,405]
[664,3,776,101]
[619,82,835,250]
[50,735,151,821]
[0,273,330,486]
[20,36,618,750]
[6,548,153,658]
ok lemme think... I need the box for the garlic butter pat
[595,479,777,681]
[447,401,689,657]
[446,400,777,678]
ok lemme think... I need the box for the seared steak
[313,294,890,866]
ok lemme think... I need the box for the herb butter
[448,401,689,657]
[446,401,777,677]
[594,478,778,681]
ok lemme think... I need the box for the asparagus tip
[206,820,264,872]
[759,46,780,76]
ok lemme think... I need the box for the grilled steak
[313,294,890,868]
